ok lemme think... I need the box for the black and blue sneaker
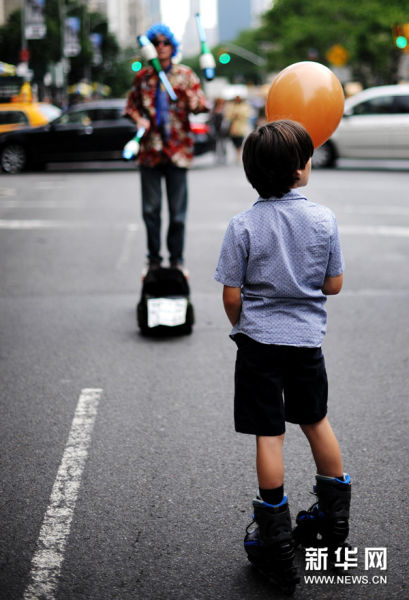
[293,474,352,564]
[244,495,299,595]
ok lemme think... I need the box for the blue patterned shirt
[214,189,344,347]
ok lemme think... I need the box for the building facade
[0,0,20,25]
[87,0,160,49]
[182,0,217,57]
[217,0,271,43]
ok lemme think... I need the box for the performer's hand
[186,89,210,114]
[137,116,151,131]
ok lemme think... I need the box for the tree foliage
[184,27,266,85]
[1,0,407,101]
[185,0,408,87]
[0,0,133,100]
[260,0,408,86]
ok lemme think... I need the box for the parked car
[312,84,409,168]
[190,112,216,156]
[0,99,136,173]
[0,102,61,134]
[0,98,216,173]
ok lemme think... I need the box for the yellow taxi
[0,101,61,133]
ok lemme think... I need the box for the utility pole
[18,0,30,79]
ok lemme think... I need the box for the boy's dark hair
[242,120,314,199]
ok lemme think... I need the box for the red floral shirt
[125,64,208,168]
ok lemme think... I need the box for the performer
[126,23,209,271]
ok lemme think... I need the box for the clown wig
[146,23,179,58]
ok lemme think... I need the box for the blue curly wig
[146,23,179,58]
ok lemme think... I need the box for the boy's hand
[322,274,343,295]
[223,286,242,325]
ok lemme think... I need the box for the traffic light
[218,50,231,65]
[396,35,407,50]
[131,59,142,72]
[393,24,409,51]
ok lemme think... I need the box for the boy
[214,121,351,594]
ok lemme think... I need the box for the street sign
[326,44,349,67]
[24,0,46,40]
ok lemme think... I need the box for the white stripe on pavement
[23,388,103,600]
[0,220,140,230]
[0,200,82,209]
[115,224,138,269]
[1,220,409,238]
[339,224,409,238]
[340,204,409,217]
[0,220,96,229]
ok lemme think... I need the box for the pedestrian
[209,97,228,163]
[214,120,351,593]
[125,23,209,271]
[225,95,252,163]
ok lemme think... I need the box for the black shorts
[230,135,244,149]
[233,334,328,436]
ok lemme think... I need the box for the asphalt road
[0,156,408,600]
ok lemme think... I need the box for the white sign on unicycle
[147,297,188,328]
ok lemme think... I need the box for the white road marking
[0,200,82,209]
[339,224,409,238]
[0,220,409,238]
[340,205,409,217]
[34,181,67,190]
[0,220,127,230]
[0,220,91,229]
[23,388,102,600]
[115,223,139,269]
[341,288,409,297]
[0,187,16,196]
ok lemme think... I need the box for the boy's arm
[223,285,242,325]
[322,273,343,295]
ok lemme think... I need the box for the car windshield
[53,105,125,126]
[54,110,91,125]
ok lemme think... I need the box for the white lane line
[23,388,103,600]
[115,223,139,269]
[0,200,82,209]
[340,205,409,217]
[0,220,138,230]
[0,220,91,229]
[0,187,16,196]
[341,288,409,297]
[339,224,409,238]
[1,220,409,238]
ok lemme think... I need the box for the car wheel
[312,141,336,168]
[1,144,27,173]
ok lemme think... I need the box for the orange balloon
[265,61,345,148]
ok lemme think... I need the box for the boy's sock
[259,485,284,506]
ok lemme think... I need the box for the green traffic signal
[219,52,231,65]
[396,35,408,49]
[131,60,142,72]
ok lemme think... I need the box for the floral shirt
[125,64,208,168]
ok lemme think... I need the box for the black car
[0,99,136,173]
[0,98,216,173]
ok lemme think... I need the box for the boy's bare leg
[256,434,285,490]
[300,417,343,478]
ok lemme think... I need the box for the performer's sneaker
[141,259,161,279]
[169,261,189,278]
